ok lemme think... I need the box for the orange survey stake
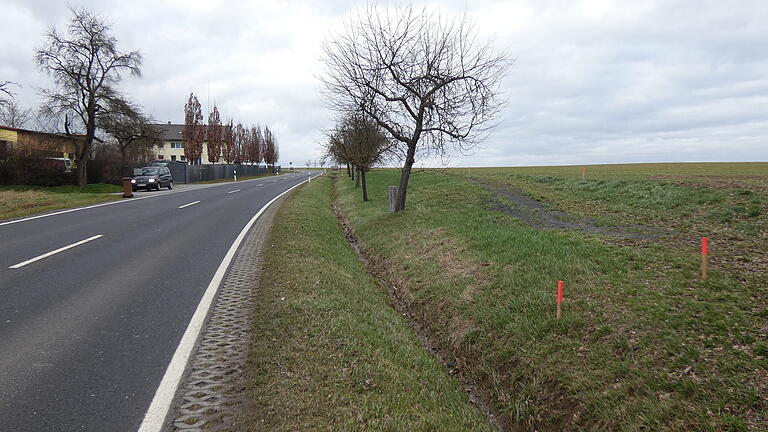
[556,280,563,320]
[701,237,709,280]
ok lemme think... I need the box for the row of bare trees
[320,4,511,210]
[324,113,391,201]
[183,92,279,170]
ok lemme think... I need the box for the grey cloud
[2,0,766,167]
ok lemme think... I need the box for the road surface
[0,172,315,431]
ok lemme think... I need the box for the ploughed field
[333,162,767,431]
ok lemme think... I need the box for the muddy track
[476,180,670,240]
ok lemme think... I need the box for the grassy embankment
[334,163,767,431]
[241,176,493,431]
[0,183,122,221]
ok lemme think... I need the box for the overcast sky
[2,0,766,167]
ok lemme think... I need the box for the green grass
[0,183,122,221]
[335,164,768,431]
[241,175,493,431]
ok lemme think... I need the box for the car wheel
[132,187,137,192]
[167,181,173,190]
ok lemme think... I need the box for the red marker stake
[581,167,585,179]
[556,280,563,320]
[701,237,708,280]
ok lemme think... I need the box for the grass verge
[335,167,767,431]
[240,175,493,431]
[0,183,122,221]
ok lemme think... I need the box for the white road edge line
[137,175,318,432]
[0,196,153,227]
[9,235,103,269]
[0,176,277,227]
[227,189,240,194]
[178,201,201,209]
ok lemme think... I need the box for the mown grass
[0,183,122,221]
[335,165,767,431]
[241,175,493,431]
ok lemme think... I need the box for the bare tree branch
[35,7,142,186]
[320,4,512,211]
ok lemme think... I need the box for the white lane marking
[178,201,201,209]
[227,189,240,194]
[138,177,311,432]
[9,235,103,269]
[256,184,263,186]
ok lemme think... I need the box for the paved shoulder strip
[170,193,280,430]
[137,178,311,432]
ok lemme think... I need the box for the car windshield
[139,167,161,175]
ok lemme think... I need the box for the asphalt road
[0,172,315,431]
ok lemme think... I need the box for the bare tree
[233,122,246,164]
[247,125,263,165]
[263,126,278,172]
[183,92,204,164]
[100,99,161,175]
[36,8,142,186]
[0,100,33,128]
[222,118,235,163]
[335,113,391,201]
[321,4,511,211]
[206,105,222,163]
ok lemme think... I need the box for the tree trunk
[77,103,97,187]
[76,161,88,187]
[394,142,417,212]
[350,164,355,181]
[120,147,130,178]
[355,166,360,188]
[346,163,351,177]
[361,167,368,201]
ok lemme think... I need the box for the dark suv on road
[132,166,173,191]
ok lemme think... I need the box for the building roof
[152,123,185,141]
[0,125,85,140]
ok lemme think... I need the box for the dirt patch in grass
[480,182,669,240]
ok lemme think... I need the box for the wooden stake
[556,280,563,320]
[701,237,708,280]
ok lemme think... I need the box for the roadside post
[581,167,585,179]
[121,177,134,198]
[556,280,563,320]
[388,186,398,212]
[701,237,708,280]
[234,169,237,182]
